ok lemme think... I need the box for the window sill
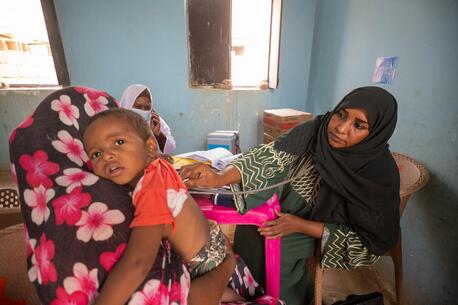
[189,85,272,91]
[0,85,62,92]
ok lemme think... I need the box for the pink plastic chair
[194,194,281,299]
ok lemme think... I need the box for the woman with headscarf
[120,84,176,154]
[180,86,400,305]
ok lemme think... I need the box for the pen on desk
[182,178,190,183]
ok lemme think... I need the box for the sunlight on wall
[231,0,271,87]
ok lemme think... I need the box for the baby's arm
[93,225,164,305]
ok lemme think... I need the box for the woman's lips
[329,132,346,145]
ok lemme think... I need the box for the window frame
[41,0,69,87]
[186,0,282,90]
[0,0,69,88]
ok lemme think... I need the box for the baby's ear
[146,136,158,157]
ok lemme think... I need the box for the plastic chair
[312,152,429,305]
[194,194,281,299]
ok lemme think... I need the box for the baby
[84,108,231,305]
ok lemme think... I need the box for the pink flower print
[52,187,91,226]
[76,202,125,242]
[80,88,109,116]
[19,150,60,188]
[24,185,55,225]
[74,86,109,99]
[243,266,258,296]
[128,279,169,305]
[28,233,57,285]
[55,168,99,193]
[51,95,80,130]
[50,287,89,305]
[169,281,181,304]
[10,163,18,187]
[63,262,99,303]
[25,227,37,257]
[9,114,34,144]
[232,262,243,290]
[257,295,286,305]
[180,265,190,303]
[169,265,190,304]
[99,243,127,271]
[52,130,88,166]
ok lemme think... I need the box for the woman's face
[327,107,370,148]
[132,89,152,111]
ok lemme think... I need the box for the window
[0,0,69,87]
[187,0,282,90]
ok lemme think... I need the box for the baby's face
[84,116,150,187]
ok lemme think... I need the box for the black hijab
[276,86,400,255]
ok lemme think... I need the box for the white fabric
[120,84,152,109]
[119,84,176,154]
[131,107,152,122]
[158,116,176,155]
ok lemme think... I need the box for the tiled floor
[0,170,401,305]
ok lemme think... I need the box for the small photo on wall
[373,56,399,84]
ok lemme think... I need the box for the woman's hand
[150,111,161,136]
[179,163,221,188]
[259,209,325,239]
[258,209,304,239]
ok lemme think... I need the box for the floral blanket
[8,86,284,305]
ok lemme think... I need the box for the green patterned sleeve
[320,223,380,270]
[231,142,298,211]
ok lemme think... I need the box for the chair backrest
[392,152,429,216]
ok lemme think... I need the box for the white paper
[175,147,234,168]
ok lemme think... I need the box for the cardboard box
[263,132,275,144]
[263,124,284,138]
[263,109,312,128]
[263,109,312,137]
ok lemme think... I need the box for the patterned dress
[232,142,379,305]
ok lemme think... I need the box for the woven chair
[312,152,429,305]
[0,188,19,209]
[0,188,22,230]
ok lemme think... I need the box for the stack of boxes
[263,109,312,144]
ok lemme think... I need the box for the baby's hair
[85,108,152,141]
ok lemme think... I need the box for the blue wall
[308,1,458,304]
[52,0,317,154]
[0,1,456,303]
[0,89,55,169]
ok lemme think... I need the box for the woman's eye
[91,152,102,159]
[115,139,125,146]
[355,122,367,130]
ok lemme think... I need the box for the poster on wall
[372,56,399,84]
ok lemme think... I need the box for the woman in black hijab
[180,86,400,305]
